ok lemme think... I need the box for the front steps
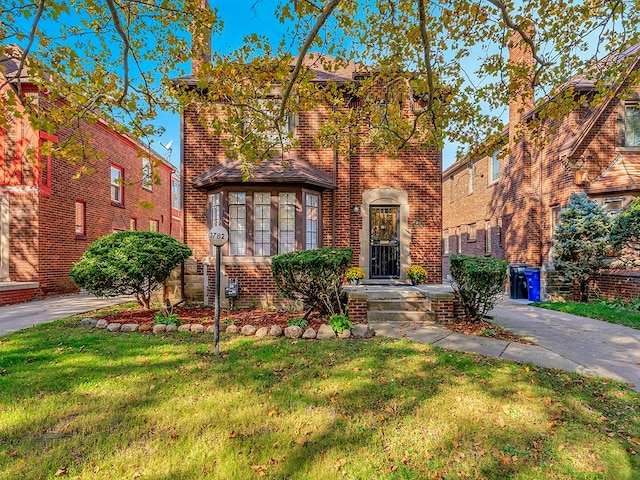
[359,286,436,323]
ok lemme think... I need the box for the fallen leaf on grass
[335,458,347,470]
[54,468,67,477]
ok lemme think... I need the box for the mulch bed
[100,305,532,343]
[100,305,327,331]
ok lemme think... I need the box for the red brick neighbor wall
[0,286,38,306]
[591,270,640,301]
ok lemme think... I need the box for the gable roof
[192,157,336,190]
[587,154,640,195]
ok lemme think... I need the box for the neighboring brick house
[0,52,182,305]
[176,57,442,308]
[443,38,640,300]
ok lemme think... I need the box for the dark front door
[370,206,400,278]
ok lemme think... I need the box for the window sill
[111,201,125,208]
[75,235,87,240]
[467,239,477,243]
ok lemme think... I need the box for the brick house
[176,57,442,309]
[443,38,640,300]
[0,52,182,305]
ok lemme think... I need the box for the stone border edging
[80,317,375,339]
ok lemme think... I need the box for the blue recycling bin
[524,268,541,302]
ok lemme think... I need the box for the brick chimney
[508,26,536,143]
[191,0,212,76]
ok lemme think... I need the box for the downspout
[332,104,337,247]
[180,111,186,302]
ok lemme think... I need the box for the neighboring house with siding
[176,56,443,309]
[443,38,640,299]
[0,50,181,305]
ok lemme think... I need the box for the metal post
[214,245,221,355]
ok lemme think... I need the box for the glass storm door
[370,206,400,278]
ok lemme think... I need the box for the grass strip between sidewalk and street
[531,301,640,330]
[0,303,639,479]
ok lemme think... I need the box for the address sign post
[208,225,229,354]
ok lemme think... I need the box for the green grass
[532,301,640,330]
[1,305,639,479]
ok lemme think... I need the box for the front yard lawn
[531,300,640,330]
[1,305,639,479]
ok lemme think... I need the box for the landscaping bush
[450,254,508,322]
[69,231,192,309]
[553,193,612,301]
[329,314,354,334]
[271,247,353,317]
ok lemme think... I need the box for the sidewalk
[0,292,134,336]
[374,298,640,391]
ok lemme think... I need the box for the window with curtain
[279,193,296,253]
[305,193,319,250]
[229,192,246,255]
[254,192,271,256]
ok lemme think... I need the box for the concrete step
[367,310,436,323]
[368,299,430,312]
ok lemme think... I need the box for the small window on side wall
[603,198,624,214]
[111,165,124,204]
[142,158,153,190]
[490,151,500,183]
[468,222,477,241]
[550,205,561,237]
[75,200,86,237]
[130,218,137,231]
[150,219,159,232]
[443,229,450,255]
[485,221,491,253]
[625,104,640,147]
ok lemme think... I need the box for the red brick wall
[0,287,38,306]
[182,95,442,305]
[592,270,640,301]
[2,106,181,300]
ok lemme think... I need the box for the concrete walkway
[0,292,134,336]
[374,298,640,391]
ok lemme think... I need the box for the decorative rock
[166,324,178,333]
[302,328,317,339]
[96,319,108,329]
[255,327,269,338]
[191,324,205,333]
[284,326,303,339]
[316,324,336,339]
[338,329,351,339]
[152,324,166,334]
[206,325,217,334]
[268,325,283,337]
[178,324,191,332]
[81,317,98,329]
[121,323,139,333]
[106,323,121,332]
[241,325,257,336]
[139,324,153,332]
[226,325,239,334]
[352,324,375,339]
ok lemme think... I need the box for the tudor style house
[176,57,443,308]
[0,49,182,305]
[443,39,640,300]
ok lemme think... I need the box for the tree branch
[277,0,342,121]
[105,0,131,103]
[14,0,46,97]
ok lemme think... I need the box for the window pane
[443,229,449,255]
[279,193,296,253]
[254,192,271,256]
[229,193,246,255]
[210,192,221,227]
[491,152,500,182]
[75,201,85,235]
[172,179,180,210]
[626,106,640,147]
[305,193,319,250]
[110,166,122,203]
[485,221,491,253]
[142,158,153,190]
[150,220,158,232]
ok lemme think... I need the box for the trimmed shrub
[271,247,353,317]
[69,231,192,309]
[610,197,640,268]
[450,254,508,322]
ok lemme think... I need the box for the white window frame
[142,157,153,191]
[468,163,474,194]
[550,205,561,237]
[110,165,123,204]
[228,192,246,256]
[278,192,296,253]
[489,151,500,183]
[254,192,271,256]
[210,192,222,227]
[150,219,159,232]
[602,197,624,214]
[443,229,450,255]
[171,178,180,210]
[468,222,477,241]
[305,192,319,250]
[456,226,462,254]
[625,104,640,147]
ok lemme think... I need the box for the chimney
[191,0,212,77]
[508,26,536,143]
